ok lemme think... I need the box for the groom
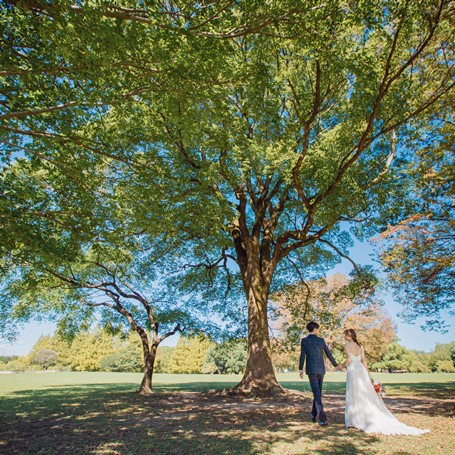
[299,321,338,427]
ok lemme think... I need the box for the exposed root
[138,387,154,396]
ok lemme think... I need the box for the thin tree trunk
[138,344,157,395]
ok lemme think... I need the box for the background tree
[30,349,58,370]
[428,342,455,372]
[370,342,412,372]
[370,342,437,373]
[99,348,143,373]
[270,341,299,373]
[25,333,72,368]
[435,360,455,372]
[167,335,215,374]
[1,358,27,372]
[272,274,396,365]
[1,0,454,395]
[0,162,195,393]
[204,339,248,374]
[377,104,454,332]
[69,329,118,372]
[154,346,175,374]
[99,332,144,372]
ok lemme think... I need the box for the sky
[1,239,453,357]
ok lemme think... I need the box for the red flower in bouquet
[372,379,386,396]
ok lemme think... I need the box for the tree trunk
[233,273,285,396]
[138,344,157,395]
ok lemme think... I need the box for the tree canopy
[377,103,454,332]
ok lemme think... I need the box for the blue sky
[1,239,453,356]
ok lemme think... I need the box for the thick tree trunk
[233,275,285,396]
[138,344,157,395]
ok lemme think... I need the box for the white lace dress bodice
[345,350,429,435]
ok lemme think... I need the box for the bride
[336,329,429,435]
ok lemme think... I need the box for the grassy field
[1,372,454,454]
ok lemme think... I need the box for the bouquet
[372,379,386,397]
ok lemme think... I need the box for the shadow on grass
[281,380,455,400]
[377,382,455,400]
[281,380,346,395]
[1,383,379,455]
[1,379,452,454]
[281,380,455,418]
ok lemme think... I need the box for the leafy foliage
[377,115,455,331]
[99,348,143,373]
[205,339,248,374]
[371,341,455,373]
[167,335,215,374]
[30,349,58,370]
[271,274,396,364]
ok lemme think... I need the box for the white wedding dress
[345,349,429,435]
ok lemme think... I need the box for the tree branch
[159,323,185,343]
[285,256,312,321]
[318,238,364,280]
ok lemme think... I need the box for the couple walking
[299,321,429,435]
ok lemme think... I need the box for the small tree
[31,349,57,370]
[27,334,72,368]
[167,335,215,374]
[5,359,27,372]
[154,347,175,373]
[428,342,455,371]
[0,162,195,393]
[20,257,185,392]
[69,329,118,372]
[436,360,455,373]
[100,347,143,373]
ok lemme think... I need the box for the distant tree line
[0,329,247,375]
[1,328,453,374]
[370,341,455,373]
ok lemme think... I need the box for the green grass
[2,371,453,394]
[1,372,454,454]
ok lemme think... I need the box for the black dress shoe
[318,421,328,427]
[310,413,316,422]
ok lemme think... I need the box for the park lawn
[0,372,454,455]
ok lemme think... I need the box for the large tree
[1,1,454,395]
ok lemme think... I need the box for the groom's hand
[299,371,304,379]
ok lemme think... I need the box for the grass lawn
[0,372,454,454]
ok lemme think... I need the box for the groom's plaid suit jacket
[299,334,338,374]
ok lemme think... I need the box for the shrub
[5,359,27,372]
[99,348,142,372]
[204,340,247,374]
[436,360,455,373]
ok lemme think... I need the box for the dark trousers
[308,373,326,422]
